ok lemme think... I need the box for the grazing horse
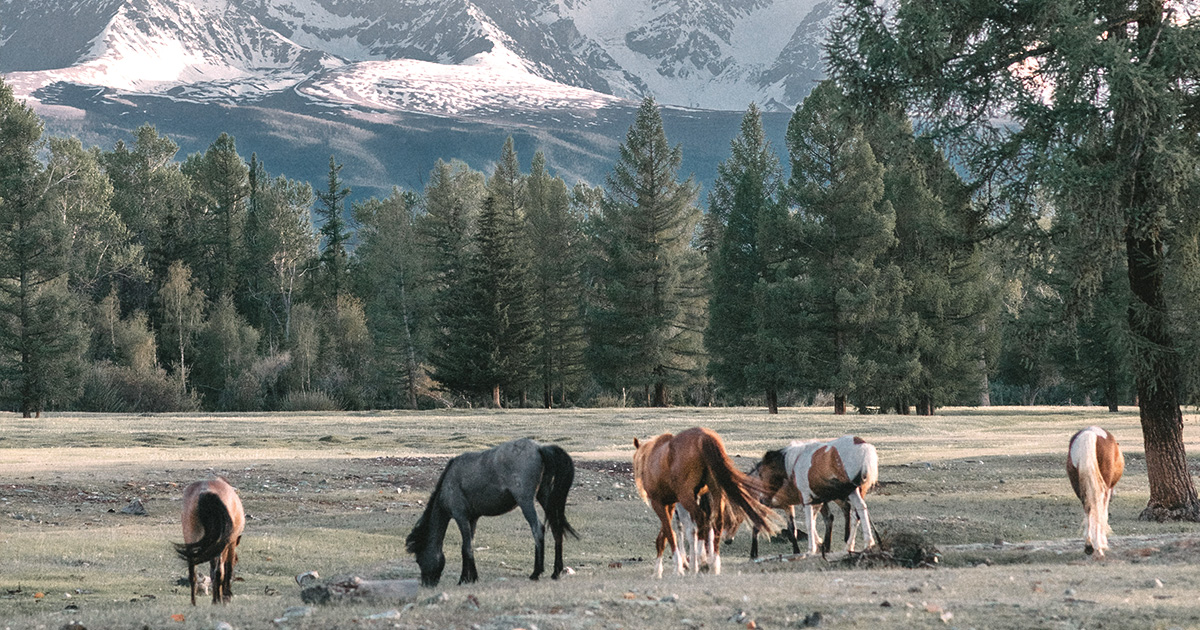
[1067,426,1124,557]
[405,438,578,586]
[633,427,779,577]
[758,435,878,555]
[746,451,848,558]
[175,478,245,605]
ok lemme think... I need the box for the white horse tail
[855,438,879,495]
[1068,426,1122,556]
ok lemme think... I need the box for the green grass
[3,406,1200,629]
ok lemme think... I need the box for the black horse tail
[175,493,234,565]
[700,434,781,536]
[538,445,579,540]
[406,456,455,555]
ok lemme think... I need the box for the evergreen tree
[0,80,88,416]
[353,188,430,409]
[315,155,351,305]
[705,104,791,412]
[785,81,902,414]
[193,292,260,409]
[241,156,317,348]
[423,160,485,402]
[830,0,1200,518]
[589,97,707,406]
[525,152,587,408]
[183,133,248,300]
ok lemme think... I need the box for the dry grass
[3,406,1200,629]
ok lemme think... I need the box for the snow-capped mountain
[1,0,833,115]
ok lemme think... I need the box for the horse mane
[405,457,455,555]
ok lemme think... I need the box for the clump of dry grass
[841,530,942,569]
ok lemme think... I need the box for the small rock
[880,601,892,607]
[119,499,148,516]
[801,611,823,627]
[1064,588,1076,596]
[363,609,402,620]
[660,593,679,603]
[728,610,750,624]
[295,571,320,587]
[59,623,87,630]
[215,622,234,630]
[466,594,480,610]
[1149,579,1165,589]
[281,606,314,619]
[423,591,450,605]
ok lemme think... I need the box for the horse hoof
[1084,544,1094,555]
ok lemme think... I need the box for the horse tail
[855,440,879,495]
[175,493,234,565]
[406,457,454,555]
[539,445,579,540]
[699,434,780,536]
[1069,428,1108,546]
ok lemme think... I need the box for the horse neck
[419,502,451,553]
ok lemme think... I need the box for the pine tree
[830,0,1200,518]
[525,152,587,408]
[705,104,791,412]
[315,155,351,305]
[353,188,430,409]
[423,160,485,401]
[0,79,88,416]
[183,133,248,300]
[589,97,707,406]
[785,81,902,414]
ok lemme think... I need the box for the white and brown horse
[175,478,245,605]
[759,435,878,555]
[1066,426,1124,557]
[633,427,779,577]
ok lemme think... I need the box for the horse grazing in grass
[633,427,779,577]
[406,438,578,586]
[1067,426,1124,558]
[755,435,878,556]
[746,451,848,558]
[175,478,245,605]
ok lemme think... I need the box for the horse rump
[698,432,780,536]
[175,492,235,565]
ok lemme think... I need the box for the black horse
[405,438,578,586]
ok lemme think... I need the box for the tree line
[0,76,1162,416]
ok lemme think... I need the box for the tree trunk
[833,394,846,415]
[653,382,669,407]
[766,388,778,415]
[543,382,552,409]
[491,384,502,409]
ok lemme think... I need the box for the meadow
[3,406,1200,630]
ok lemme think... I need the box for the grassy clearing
[3,406,1200,629]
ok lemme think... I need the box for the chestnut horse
[633,427,779,577]
[1067,426,1124,557]
[758,435,878,555]
[175,478,245,605]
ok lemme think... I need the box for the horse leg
[750,525,760,559]
[221,546,235,603]
[708,526,721,575]
[819,503,834,555]
[787,506,803,555]
[550,519,566,579]
[454,515,479,584]
[651,501,675,578]
[517,499,545,580]
[848,487,874,551]
[846,500,859,553]
[803,503,820,556]
[675,494,702,575]
[187,561,197,606]
[209,557,222,605]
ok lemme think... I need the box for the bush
[78,363,199,413]
[280,389,341,412]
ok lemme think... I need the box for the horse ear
[633,438,640,448]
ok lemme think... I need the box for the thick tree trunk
[766,388,778,415]
[491,384,502,409]
[543,382,552,409]
[653,382,669,407]
[833,394,846,415]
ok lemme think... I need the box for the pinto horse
[633,427,779,577]
[175,478,245,605]
[406,438,578,586]
[756,435,878,556]
[1067,426,1124,557]
[746,451,848,558]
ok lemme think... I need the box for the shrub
[280,389,341,412]
[78,363,199,412]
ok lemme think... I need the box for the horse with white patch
[1066,426,1124,557]
[762,435,878,555]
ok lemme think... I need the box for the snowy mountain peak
[0,0,833,115]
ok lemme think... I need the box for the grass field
[3,406,1200,629]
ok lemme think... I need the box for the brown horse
[633,427,779,577]
[747,451,848,558]
[1067,426,1124,557]
[175,478,245,605]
